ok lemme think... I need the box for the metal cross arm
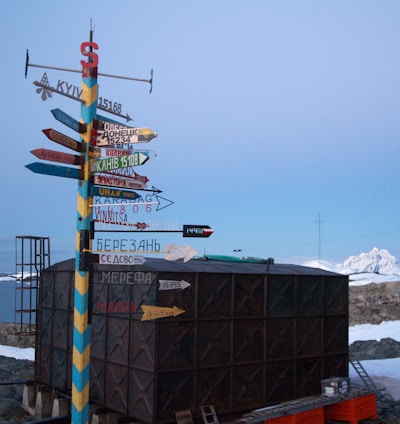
[25,50,154,92]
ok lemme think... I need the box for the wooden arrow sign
[90,152,149,173]
[141,305,185,321]
[42,128,84,153]
[31,148,82,166]
[25,162,82,180]
[51,108,86,133]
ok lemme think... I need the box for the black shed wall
[36,258,348,423]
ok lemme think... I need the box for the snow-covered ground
[349,321,400,400]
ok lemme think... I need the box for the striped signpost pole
[72,34,98,424]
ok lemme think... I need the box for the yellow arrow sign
[141,305,185,321]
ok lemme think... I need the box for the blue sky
[1,1,400,271]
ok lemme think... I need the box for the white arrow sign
[164,244,197,263]
[99,253,145,265]
[158,280,191,290]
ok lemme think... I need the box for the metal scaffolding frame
[15,235,50,334]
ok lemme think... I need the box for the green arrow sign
[90,152,149,173]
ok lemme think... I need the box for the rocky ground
[0,281,399,423]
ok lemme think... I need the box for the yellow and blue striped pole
[72,34,98,424]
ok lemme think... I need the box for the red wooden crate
[264,407,324,424]
[324,393,377,424]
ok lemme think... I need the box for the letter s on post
[80,41,99,68]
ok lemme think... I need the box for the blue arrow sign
[25,162,81,179]
[51,108,86,134]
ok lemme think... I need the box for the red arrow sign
[42,128,84,153]
[31,148,82,166]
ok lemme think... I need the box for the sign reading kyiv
[91,152,149,173]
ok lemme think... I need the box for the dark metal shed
[36,257,348,423]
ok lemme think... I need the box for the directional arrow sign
[98,253,145,265]
[164,244,197,263]
[25,162,81,180]
[92,186,140,201]
[42,128,84,153]
[183,225,214,238]
[141,305,185,321]
[90,152,149,173]
[31,148,82,166]
[92,120,157,146]
[159,280,191,291]
[93,174,147,190]
[51,108,86,133]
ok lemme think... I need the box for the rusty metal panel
[234,274,265,317]
[266,318,294,359]
[129,320,155,370]
[52,310,70,350]
[50,348,69,389]
[106,317,130,366]
[324,277,348,314]
[234,319,264,363]
[297,276,322,315]
[265,360,295,402]
[267,275,296,317]
[105,362,129,413]
[323,353,348,377]
[53,271,73,310]
[233,364,264,410]
[198,274,232,318]
[90,357,106,405]
[128,368,155,420]
[195,367,231,413]
[296,357,323,397]
[157,321,195,371]
[296,318,322,357]
[324,315,348,353]
[156,371,193,423]
[197,320,232,367]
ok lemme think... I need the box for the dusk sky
[1,1,400,271]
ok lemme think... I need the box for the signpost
[159,279,191,290]
[51,108,87,133]
[164,244,198,262]
[183,225,214,238]
[92,119,157,145]
[25,162,81,179]
[98,253,145,265]
[43,128,84,152]
[90,152,149,173]
[141,305,185,321]
[93,174,147,190]
[26,33,214,424]
[31,148,82,166]
[92,186,140,201]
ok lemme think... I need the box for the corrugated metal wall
[36,258,348,423]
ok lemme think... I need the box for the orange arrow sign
[141,305,185,321]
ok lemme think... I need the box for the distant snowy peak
[337,247,400,274]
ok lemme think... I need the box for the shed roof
[93,256,345,277]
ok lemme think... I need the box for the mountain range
[303,247,400,285]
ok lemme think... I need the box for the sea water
[0,279,37,323]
